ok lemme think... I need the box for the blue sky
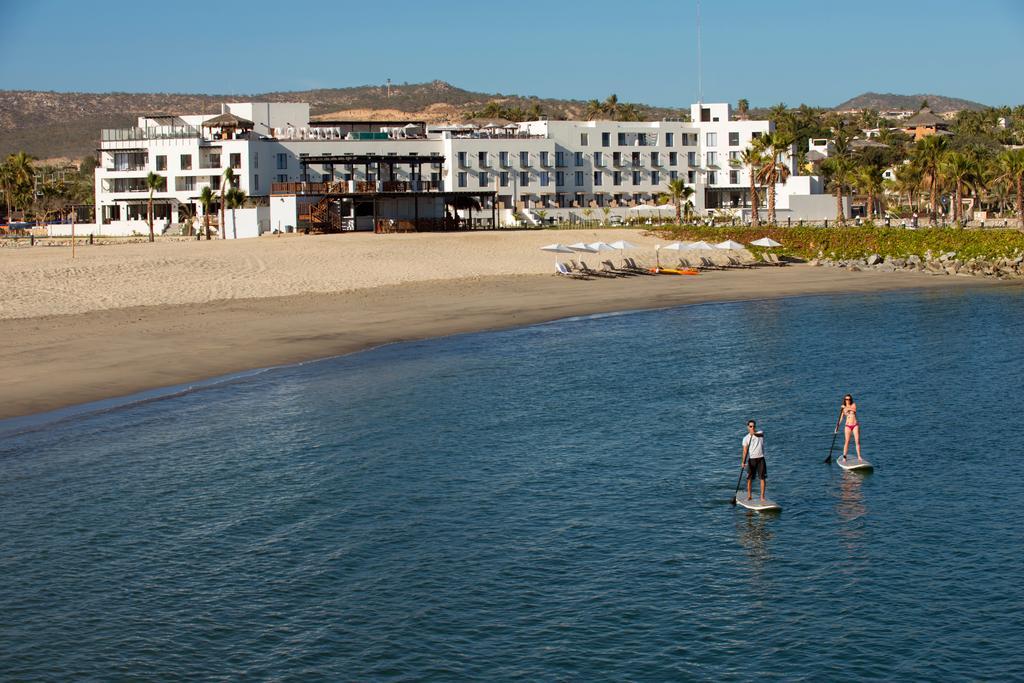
[1,0,1022,107]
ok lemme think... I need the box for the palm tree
[753,132,792,224]
[732,147,764,227]
[584,99,604,120]
[994,148,1024,225]
[912,135,948,224]
[602,94,619,120]
[145,171,163,242]
[940,151,975,227]
[199,186,215,240]
[664,177,694,224]
[225,187,247,239]
[889,163,923,214]
[822,155,854,225]
[0,161,14,222]
[220,167,234,239]
[853,164,883,221]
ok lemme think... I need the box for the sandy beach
[0,230,999,420]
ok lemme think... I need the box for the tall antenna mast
[696,0,703,104]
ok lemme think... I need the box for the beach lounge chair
[556,261,589,279]
[625,257,655,274]
[602,259,634,275]
[578,260,616,277]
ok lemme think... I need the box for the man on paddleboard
[741,420,767,501]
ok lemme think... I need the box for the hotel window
[729,132,740,146]
[499,151,509,166]
[632,171,641,185]
[708,171,718,185]
[574,151,584,166]
[276,153,287,169]
[617,132,627,145]
[574,171,584,186]
[500,171,509,187]
[519,151,529,166]
[665,132,674,146]
[539,171,550,187]
[650,152,659,166]
[276,174,287,183]
[555,151,566,167]
[478,151,489,167]
[651,171,659,185]
[458,151,468,166]
[556,171,565,187]
[458,172,467,188]
[580,133,589,146]
[669,152,678,166]
[601,132,610,147]
[593,152,603,167]
[519,171,529,186]
[687,170,696,183]
[706,132,717,146]
[230,153,241,169]
[155,155,167,171]
[687,151,697,166]
[706,151,718,166]
[593,171,603,186]
[613,171,621,186]
[180,154,192,170]
[729,170,740,184]
[478,171,488,186]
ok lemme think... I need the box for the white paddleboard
[837,457,873,472]
[735,495,781,512]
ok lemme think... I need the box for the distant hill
[0,81,687,161]
[833,92,988,113]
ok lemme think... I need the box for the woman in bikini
[841,394,862,462]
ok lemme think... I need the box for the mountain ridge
[0,81,1001,161]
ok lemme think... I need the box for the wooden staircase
[309,181,346,232]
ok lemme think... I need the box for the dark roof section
[904,107,945,127]
[202,112,255,129]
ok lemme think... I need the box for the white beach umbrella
[586,241,618,254]
[751,237,782,248]
[715,239,746,251]
[568,242,599,264]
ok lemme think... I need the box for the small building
[902,107,950,141]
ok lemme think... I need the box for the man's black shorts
[747,457,767,480]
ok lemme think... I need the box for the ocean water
[2,287,1023,680]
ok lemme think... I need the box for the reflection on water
[736,512,774,569]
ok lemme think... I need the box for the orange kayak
[650,267,700,276]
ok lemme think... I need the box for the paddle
[823,407,844,464]
[730,460,747,505]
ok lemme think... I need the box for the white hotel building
[93,101,834,237]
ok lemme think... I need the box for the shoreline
[0,266,1003,422]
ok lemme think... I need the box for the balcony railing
[271,180,444,195]
[101,125,201,143]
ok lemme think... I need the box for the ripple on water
[1,288,1023,680]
